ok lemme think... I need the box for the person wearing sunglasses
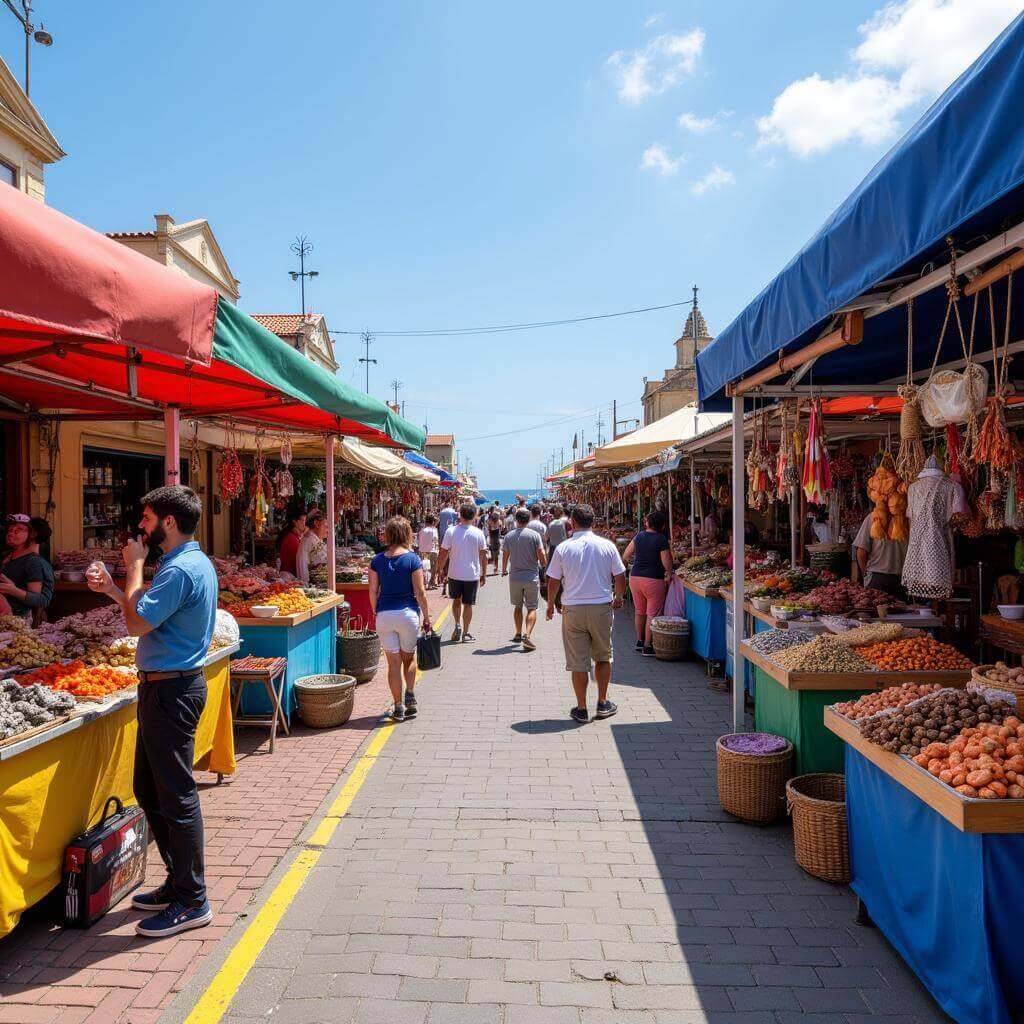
[0,514,55,622]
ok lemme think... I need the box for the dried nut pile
[858,690,1013,755]
[0,615,28,634]
[772,635,871,673]
[831,622,905,648]
[979,662,1024,687]
[0,633,59,670]
[833,683,943,720]
[745,629,815,657]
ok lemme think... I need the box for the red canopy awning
[0,184,217,365]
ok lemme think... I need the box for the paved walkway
[166,578,947,1024]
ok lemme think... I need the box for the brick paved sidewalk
[163,579,947,1024]
[0,588,448,1024]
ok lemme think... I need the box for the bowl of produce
[876,604,890,618]
[997,604,1024,620]
[249,605,279,618]
[770,604,797,621]
[751,597,771,612]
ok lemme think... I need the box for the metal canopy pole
[689,458,697,553]
[790,484,798,566]
[731,395,746,733]
[326,435,337,594]
[164,406,180,485]
[667,474,673,538]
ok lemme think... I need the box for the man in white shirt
[434,503,488,643]
[546,503,626,724]
[295,512,329,584]
[416,513,440,588]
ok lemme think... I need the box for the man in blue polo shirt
[87,485,217,938]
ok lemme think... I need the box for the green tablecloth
[753,668,861,774]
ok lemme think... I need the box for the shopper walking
[623,510,672,656]
[86,486,217,938]
[436,501,459,593]
[416,513,440,588]
[434,502,488,642]
[546,503,626,724]
[369,517,432,722]
[486,503,503,575]
[501,507,546,651]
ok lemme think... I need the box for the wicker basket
[336,622,381,684]
[651,622,691,661]
[294,674,356,728]
[971,665,1024,702]
[786,773,850,884]
[716,735,792,823]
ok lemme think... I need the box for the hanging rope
[896,298,927,483]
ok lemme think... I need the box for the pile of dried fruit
[832,683,944,721]
[805,580,891,614]
[773,635,871,673]
[912,718,1024,798]
[0,633,59,670]
[858,636,973,672]
[0,615,28,634]
[16,662,137,699]
[976,662,1024,688]
[0,678,75,740]
[858,690,1012,755]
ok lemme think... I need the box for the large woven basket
[716,736,792,823]
[337,625,381,684]
[786,773,850,884]
[294,674,355,728]
[971,665,1024,702]
[651,621,690,661]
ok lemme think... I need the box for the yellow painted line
[183,598,452,1024]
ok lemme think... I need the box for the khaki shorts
[561,602,614,672]
[509,579,540,611]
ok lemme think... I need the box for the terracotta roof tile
[425,434,454,445]
[251,314,308,336]
[106,231,156,239]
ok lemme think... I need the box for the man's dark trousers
[134,673,208,907]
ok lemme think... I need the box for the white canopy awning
[593,405,731,468]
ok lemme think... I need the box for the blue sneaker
[135,900,213,938]
[131,882,173,911]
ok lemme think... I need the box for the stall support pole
[730,395,746,733]
[690,458,697,553]
[164,406,180,485]
[325,434,337,594]
[790,485,798,566]
[667,475,673,538]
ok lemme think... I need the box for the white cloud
[678,111,717,133]
[691,165,735,195]
[757,0,1023,157]
[644,12,665,28]
[641,144,685,176]
[608,29,706,103]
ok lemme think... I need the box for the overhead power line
[330,298,693,338]
[460,400,640,442]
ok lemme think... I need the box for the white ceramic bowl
[250,605,279,618]
[997,604,1024,620]
[770,606,795,621]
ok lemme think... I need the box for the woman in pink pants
[623,510,673,657]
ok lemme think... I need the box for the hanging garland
[218,421,243,502]
[274,433,295,500]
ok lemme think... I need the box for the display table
[681,579,726,665]
[0,645,237,938]
[235,595,343,721]
[825,709,1024,1024]
[744,642,970,774]
[336,580,373,630]
[980,612,1024,660]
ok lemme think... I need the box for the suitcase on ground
[62,797,148,928]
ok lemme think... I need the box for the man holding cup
[87,485,218,938]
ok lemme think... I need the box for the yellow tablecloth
[0,657,235,938]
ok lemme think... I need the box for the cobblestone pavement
[0,588,449,1024]
[165,578,948,1024]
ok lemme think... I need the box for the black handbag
[416,629,442,671]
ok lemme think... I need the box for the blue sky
[3,0,1020,489]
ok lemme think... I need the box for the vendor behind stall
[852,512,906,595]
[276,509,306,576]
[296,511,329,584]
[0,514,55,622]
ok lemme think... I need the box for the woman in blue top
[622,510,672,657]
[369,517,432,722]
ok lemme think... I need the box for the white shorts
[376,607,421,654]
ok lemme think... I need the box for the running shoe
[136,901,212,938]
[511,634,523,643]
[390,704,406,722]
[404,692,418,718]
[595,700,618,719]
[522,635,536,652]
[635,639,644,652]
[642,645,656,657]
[451,626,462,643]
[462,632,476,643]
[131,882,173,912]
[570,706,589,724]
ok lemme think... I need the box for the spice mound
[773,636,870,673]
[745,628,815,658]
[720,732,789,755]
[831,622,905,648]
[858,636,973,672]
[833,683,943,721]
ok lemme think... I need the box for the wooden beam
[963,248,1024,296]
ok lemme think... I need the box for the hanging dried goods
[801,399,832,504]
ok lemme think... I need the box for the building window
[0,161,16,188]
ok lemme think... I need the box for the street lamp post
[2,0,53,96]
[288,236,318,319]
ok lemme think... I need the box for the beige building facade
[641,303,714,425]
[0,55,64,200]
[424,435,456,475]
[251,314,339,375]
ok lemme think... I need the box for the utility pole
[390,378,403,408]
[594,412,605,448]
[288,236,318,319]
[359,331,377,393]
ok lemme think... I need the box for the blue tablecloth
[238,607,337,722]
[685,589,726,664]
[846,746,1024,1024]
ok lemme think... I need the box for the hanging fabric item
[801,399,831,504]
[901,460,957,599]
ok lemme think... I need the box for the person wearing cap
[87,485,217,939]
[0,514,55,622]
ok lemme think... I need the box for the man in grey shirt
[502,507,546,651]
[852,512,907,596]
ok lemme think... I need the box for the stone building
[0,54,64,200]
[250,314,339,375]
[641,299,714,425]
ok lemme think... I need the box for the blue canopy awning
[697,13,1024,409]
[403,450,456,484]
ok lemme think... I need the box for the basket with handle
[336,615,381,684]
[786,773,850,883]
[294,674,356,728]
[716,735,792,823]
